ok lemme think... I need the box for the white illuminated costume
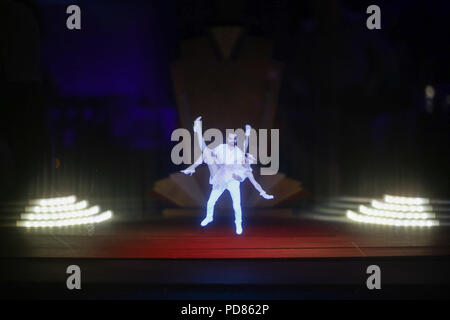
[181,117,273,235]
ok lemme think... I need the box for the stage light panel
[384,195,430,205]
[359,205,435,219]
[347,210,439,227]
[29,195,77,206]
[25,200,88,213]
[371,200,432,212]
[21,205,100,220]
[18,195,113,228]
[17,210,113,228]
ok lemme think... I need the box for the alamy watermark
[171,126,280,176]
[66,265,81,290]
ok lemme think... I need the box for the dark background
[1,0,449,219]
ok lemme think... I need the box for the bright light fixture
[359,205,434,219]
[347,210,439,227]
[425,85,435,99]
[17,210,113,228]
[384,195,430,205]
[21,205,100,220]
[345,194,440,227]
[371,200,432,212]
[29,195,77,206]
[25,200,88,213]
[18,196,113,228]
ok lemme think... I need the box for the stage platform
[1,215,450,259]
[1,214,449,299]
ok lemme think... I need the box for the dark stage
[3,215,450,259]
[1,213,449,299]
[1,0,450,302]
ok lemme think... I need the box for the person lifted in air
[181,117,273,235]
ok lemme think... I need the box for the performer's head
[227,133,237,147]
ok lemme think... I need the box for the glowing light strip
[25,200,88,213]
[21,205,100,220]
[359,205,435,219]
[347,210,439,227]
[29,195,77,206]
[17,211,113,227]
[371,200,432,212]
[384,195,430,205]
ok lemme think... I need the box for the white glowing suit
[181,117,273,235]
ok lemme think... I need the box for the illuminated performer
[181,117,273,235]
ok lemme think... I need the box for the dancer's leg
[194,117,206,151]
[244,125,251,153]
[181,154,202,175]
[227,180,243,234]
[194,116,217,168]
[247,173,274,199]
[202,187,224,226]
